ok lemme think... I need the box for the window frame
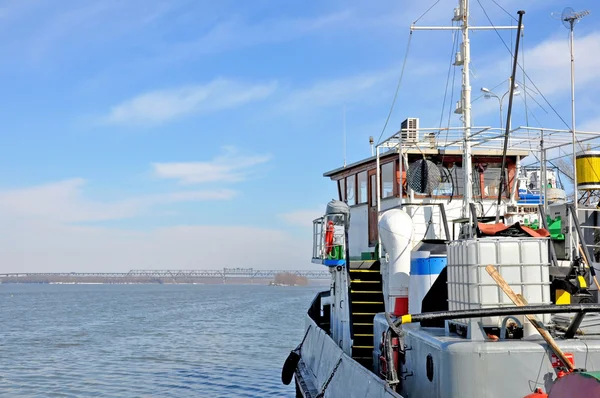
[357,171,368,204]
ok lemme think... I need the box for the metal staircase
[349,262,385,370]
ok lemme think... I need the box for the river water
[0,283,324,397]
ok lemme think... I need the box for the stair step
[352,312,377,316]
[354,333,374,337]
[349,269,379,273]
[353,322,374,326]
[351,280,380,284]
[351,290,383,293]
[352,301,383,305]
[352,345,374,349]
[353,356,372,360]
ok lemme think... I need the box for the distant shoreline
[0,277,328,285]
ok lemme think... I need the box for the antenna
[552,6,590,245]
[343,104,347,167]
[552,7,590,29]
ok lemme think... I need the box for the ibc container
[447,237,551,330]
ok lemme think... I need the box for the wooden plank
[485,264,575,371]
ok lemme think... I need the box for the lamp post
[481,81,520,129]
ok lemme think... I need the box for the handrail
[394,303,600,327]
[382,202,451,241]
[539,204,559,267]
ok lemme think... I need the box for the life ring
[325,221,335,255]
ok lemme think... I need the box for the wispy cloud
[579,116,600,132]
[279,206,325,227]
[153,147,271,185]
[0,178,236,224]
[104,79,277,126]
[520,31,600,97]
[166,10,352,59]
[279,68,399,111]
[1,221,315,273]
[476,31,600,100]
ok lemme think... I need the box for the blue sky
[1,0,599,272]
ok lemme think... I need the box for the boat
[282,2,600,397]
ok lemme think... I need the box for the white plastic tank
[408,240,448,314]
[447,237,551,335]
[379,208,414,316]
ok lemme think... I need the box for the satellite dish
[407,159,441,195]
[551,7,590,30]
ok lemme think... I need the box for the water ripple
[0,284,324,397]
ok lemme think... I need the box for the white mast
[460,0,473,220]
[412,0,519,219]
[564,9,589,213]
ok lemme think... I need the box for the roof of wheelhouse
[323,147,530,178]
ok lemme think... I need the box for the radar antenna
[551,6,590,238]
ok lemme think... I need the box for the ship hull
[294,313,403,398]
[294,292,600,397]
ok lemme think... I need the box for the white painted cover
[379,209,414,314]
[446,237,551,332]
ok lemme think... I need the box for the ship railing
[381,202,451,242]
[377,125,600,154]
[312,214,347,264]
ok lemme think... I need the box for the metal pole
[376,147,381,214]
[376,147,382,259]
[496,10,525,222]
[499,99,503,129]
[461,0,473,220]
[343,104,347,168]
[541,139,548,213]
[398,145,403,203]
[570,23,579,229]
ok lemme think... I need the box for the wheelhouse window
[338,178,346,201]
[432,166,454,196]
[346,175,356,205]
[381,162,394,198]
[474,164,508,198]
[449,165,464,196]
[357,171,367,204]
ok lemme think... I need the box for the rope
[377,31,413,144]
[316,356,343,398]
[295,324,312,353]
[438,22,459,134]
[491,0,518,22]
[413,0,442,25]
[475,0,571,130]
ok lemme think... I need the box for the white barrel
[408,251,430,314]
[379,209,414,316]
[409,250,447,314]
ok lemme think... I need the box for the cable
[518,96,543,126]
[438,23,459,132]
[446,48,458,130]
[432,23,460,203]
[472,79,508,103]
[377,31,413,144]
[491,0,518,22]
[413,0,442,25]
[475,0,572,130]
[477,0,600,206]
[521,29,530,128]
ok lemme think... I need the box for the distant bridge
[0,268,330,280]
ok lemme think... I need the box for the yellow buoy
[576,151,600,190]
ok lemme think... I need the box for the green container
[328,245,344,260]
[547,216,565,241]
